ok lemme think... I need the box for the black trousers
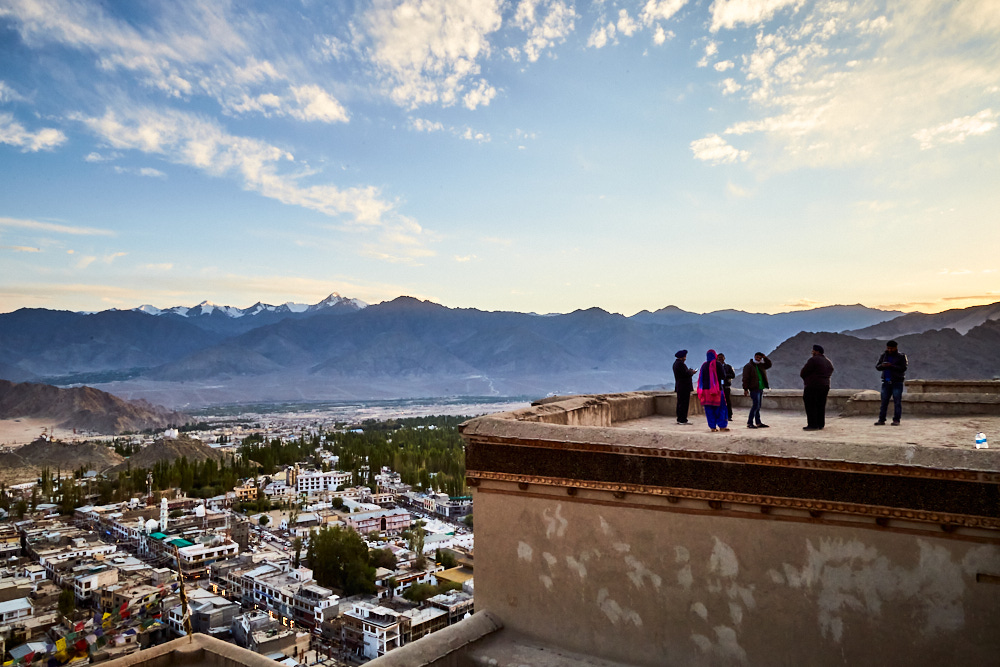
[803,386,829,428]
[723,386,732,420]
[676,390,691,423]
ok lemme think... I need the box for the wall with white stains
[473,487,1000,666]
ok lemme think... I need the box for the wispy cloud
[690,134,749,164]
[114,166,167,178]
[878,294,1000,312]
[511,0,577,63]
[0,244,40,252]
[912,109,998,150]
[0,112,66,151]
[706,1,1000,168]
[0,216,114,236]
[782,298,826,310]
[0,80,26,103]
[75,105,434,260]
[0,0,349,124]
[709,0,805,33]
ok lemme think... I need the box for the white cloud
[77,105,434,260]
[459,127,490,142]
[84,151,120,163]
[0,244,40,252]
[288,85,349,123]
[463,78,497,110]
[0,80,26,103]
[714,60,734,71]
[454,254,476,262]
[588,22,616,49]
[513,0,577,63]
[616,10,639,37]
[0,112,66,151]
[912,109,998,150]
[362,0,503,109]
[652,26,673,45]
[640,0,688,25]
[697,40,718,67]
[0,216,114,236]
[709,0,805,33]
[705,1,1000,169]
[0,0,349,124]
[690,134,749,164]
[114,166,167,178]
[409,117,445,132]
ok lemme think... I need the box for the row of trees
[325,416,468,496]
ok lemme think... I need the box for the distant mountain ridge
[3,296,994,408]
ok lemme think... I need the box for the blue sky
[1,0,998,316]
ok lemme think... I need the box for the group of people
[672,341,907,432]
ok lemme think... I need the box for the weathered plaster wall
[473,485,1000,667]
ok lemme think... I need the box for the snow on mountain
[129,292,366,319]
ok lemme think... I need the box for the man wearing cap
[800,344,834,431]
[672,350,696,425]
[874,340,907,426]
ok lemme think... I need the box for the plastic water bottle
[975,432,988,449]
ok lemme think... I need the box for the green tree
[370,548,397,571]
[306,526,376,596]
[259,515,270,527]
[58,588,76,618]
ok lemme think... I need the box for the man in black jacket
[717,353,736,421]
[874,340,907,426]
[741,352,772,428]
[800,344,834,431]
[672,350,696,425]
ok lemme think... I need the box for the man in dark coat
[741,352,772,429]
[672,350,696,425]
[874,340,907,426]
[800,344,834,431]
[717,353,736,421]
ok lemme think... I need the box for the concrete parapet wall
[907,379,1000,394]
[471,483,1000,667]
[522,388,1000,423]
[843,391,1000,416]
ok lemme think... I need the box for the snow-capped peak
[129,292,367,319]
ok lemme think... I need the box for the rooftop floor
[618,410,1000,452]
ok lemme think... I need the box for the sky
[1,0,999,317]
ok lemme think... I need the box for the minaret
[160,497,169,532]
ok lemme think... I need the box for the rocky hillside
[765,320,1000,390]
[0,438,124,485]
[0,380,188,434]
[105,434,230,474]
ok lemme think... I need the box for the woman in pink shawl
[698,349,730,432]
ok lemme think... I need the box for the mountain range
[2,295,998,407]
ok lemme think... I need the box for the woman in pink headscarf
[698,350,730,432]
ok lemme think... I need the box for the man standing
[717,353,736,421]
[800,344,834,431]
[741,352,772,429]
[875,340,907,426]
[673,350,696,425]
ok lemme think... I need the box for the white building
[0,597,33,624]
[296,470,351,495]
